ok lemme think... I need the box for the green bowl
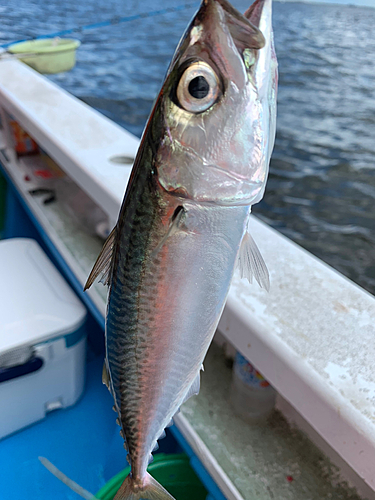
[8,38,80,74]
[95,454,208,500]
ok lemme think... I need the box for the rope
[38,457,95,500]
[0,2,197,49]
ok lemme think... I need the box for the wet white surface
[0,59,138,222]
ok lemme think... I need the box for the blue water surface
[1,0,374,293]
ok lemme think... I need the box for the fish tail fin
[113,472,176,500]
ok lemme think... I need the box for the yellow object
[8,38,80,74]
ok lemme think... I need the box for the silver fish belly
[85,0,277,498]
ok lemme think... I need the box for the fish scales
[85,0,277,498]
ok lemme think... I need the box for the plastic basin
[95,453,208,500]
[8,38,80,74]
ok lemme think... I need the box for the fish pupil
[188,76,209,99]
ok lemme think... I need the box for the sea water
[1,0,374,295]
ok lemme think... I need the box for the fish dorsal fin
[103,363,128,449]
[102,360,111,390]
[215,0,265,50]
[238,231,270,291]
[84,226,117,290]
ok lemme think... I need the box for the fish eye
[176,61,220,113]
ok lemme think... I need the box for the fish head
[152,0,278,206]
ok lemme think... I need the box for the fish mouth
[171,138,265,187]
[158,171,264,207]
[205,162,259,184]
[157,142,265,206]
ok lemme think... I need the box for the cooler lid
[0,238,86,355]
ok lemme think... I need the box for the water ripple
[1,0,374,294]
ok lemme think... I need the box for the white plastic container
[231,352,276,423]
[0,238,87,439]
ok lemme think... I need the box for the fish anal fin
[238,231,270,292]
[181,371,201,406]
[165,419,174,428]
[84,226,117,290]
[113,472,175,500]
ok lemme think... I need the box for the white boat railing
[0,59,374,499]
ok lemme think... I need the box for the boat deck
[0,357,117,499]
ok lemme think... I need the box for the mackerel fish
[85,0,278,498]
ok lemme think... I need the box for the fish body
[85,0,277,498]
[108,177,249,477]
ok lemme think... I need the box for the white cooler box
[0,238,87,439]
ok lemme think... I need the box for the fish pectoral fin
[238,231,270,292]
[84,226,117,290]
[151,206,185,257]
